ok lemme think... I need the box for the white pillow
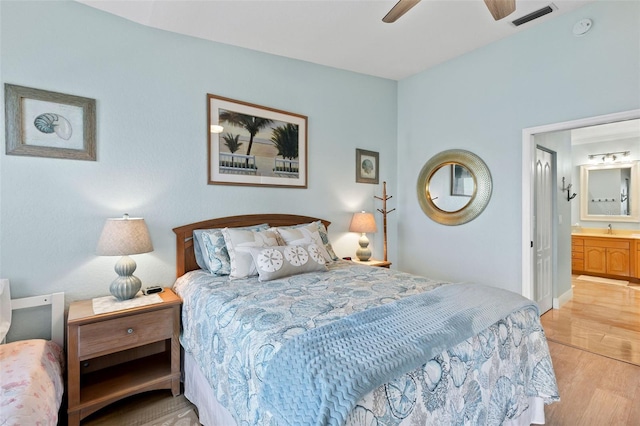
[247,244,328,282]
[274,223,331,261]
[193,224,269,275]
[222,228,280,279]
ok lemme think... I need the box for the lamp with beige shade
[96,214,154,300]
[349,211,377,261]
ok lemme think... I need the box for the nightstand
[67,288,181,426]
[351,258,392,268]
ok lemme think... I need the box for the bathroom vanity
[571,231,640,282]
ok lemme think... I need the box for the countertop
[572,229,640,239]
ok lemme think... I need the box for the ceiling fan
[383,0,516,23]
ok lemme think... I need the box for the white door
[535,147,554,313]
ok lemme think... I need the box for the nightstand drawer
[78,309,173,358]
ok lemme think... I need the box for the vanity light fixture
[210,125,224,133]
[349,211,377,261]
[588,151,630,164]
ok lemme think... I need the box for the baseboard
[553,287,573,309]
[553,288,573,309]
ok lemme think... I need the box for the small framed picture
[451,164,474,196]
[355,149,379,184]
[4,84,96,161]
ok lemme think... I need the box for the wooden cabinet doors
[584,246,607,275]
[607,248,630,277]
[637,243,640,279]
[574,236,638,280]
[583,239,630,277]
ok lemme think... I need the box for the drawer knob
[127,328,134,334]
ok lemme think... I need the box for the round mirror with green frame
[417,149,492,225]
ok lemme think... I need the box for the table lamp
[96,214,154,300]
[349,211,377,261]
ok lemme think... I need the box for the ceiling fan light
[484,0,516,21]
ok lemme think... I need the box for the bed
[172,214,559,425]
[0,279,65,426]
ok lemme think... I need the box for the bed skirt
[183,351,548,426]
[184,350,236,426]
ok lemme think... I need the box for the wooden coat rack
[374,181,395,261]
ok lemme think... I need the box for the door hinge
[530,241,534,248]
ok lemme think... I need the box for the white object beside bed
[0,279,65,426]
[7,291,65,347]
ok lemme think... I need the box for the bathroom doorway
[521,109,640,304]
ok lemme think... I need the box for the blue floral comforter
[174,261,559,425]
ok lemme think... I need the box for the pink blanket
[1,339,64,426]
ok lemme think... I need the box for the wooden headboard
[172,214,331,277]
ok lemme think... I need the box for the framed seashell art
[208,94,307,188]
[4,84,96,161]
[355,148,379,184]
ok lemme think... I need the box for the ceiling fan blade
[382,0,421,23]
[484,0,516,21]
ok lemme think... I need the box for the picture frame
[451,163,474,196]
[355,149,379,184]
[4,84,96,161]
[208,94,308,188]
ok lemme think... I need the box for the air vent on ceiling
[511,3,557,27]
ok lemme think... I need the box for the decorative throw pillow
[248,244,328,282]
[222,228,280,279]
[315,221,339,261]
[274,222,332,262]
[193,224,268,274]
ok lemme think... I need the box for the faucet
[607,224,612,234]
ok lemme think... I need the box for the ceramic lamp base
[356,233,372,261]
[110,255,142,300]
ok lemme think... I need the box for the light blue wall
[0,0,397,337]
[397,1,640,293]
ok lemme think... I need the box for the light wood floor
[541,276,640,424]
[540,275,640,366]
[544,341,640,425]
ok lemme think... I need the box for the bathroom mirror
[580,161,640,222]
[417,149,492,225]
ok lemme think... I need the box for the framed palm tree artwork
[207,94,307,188]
